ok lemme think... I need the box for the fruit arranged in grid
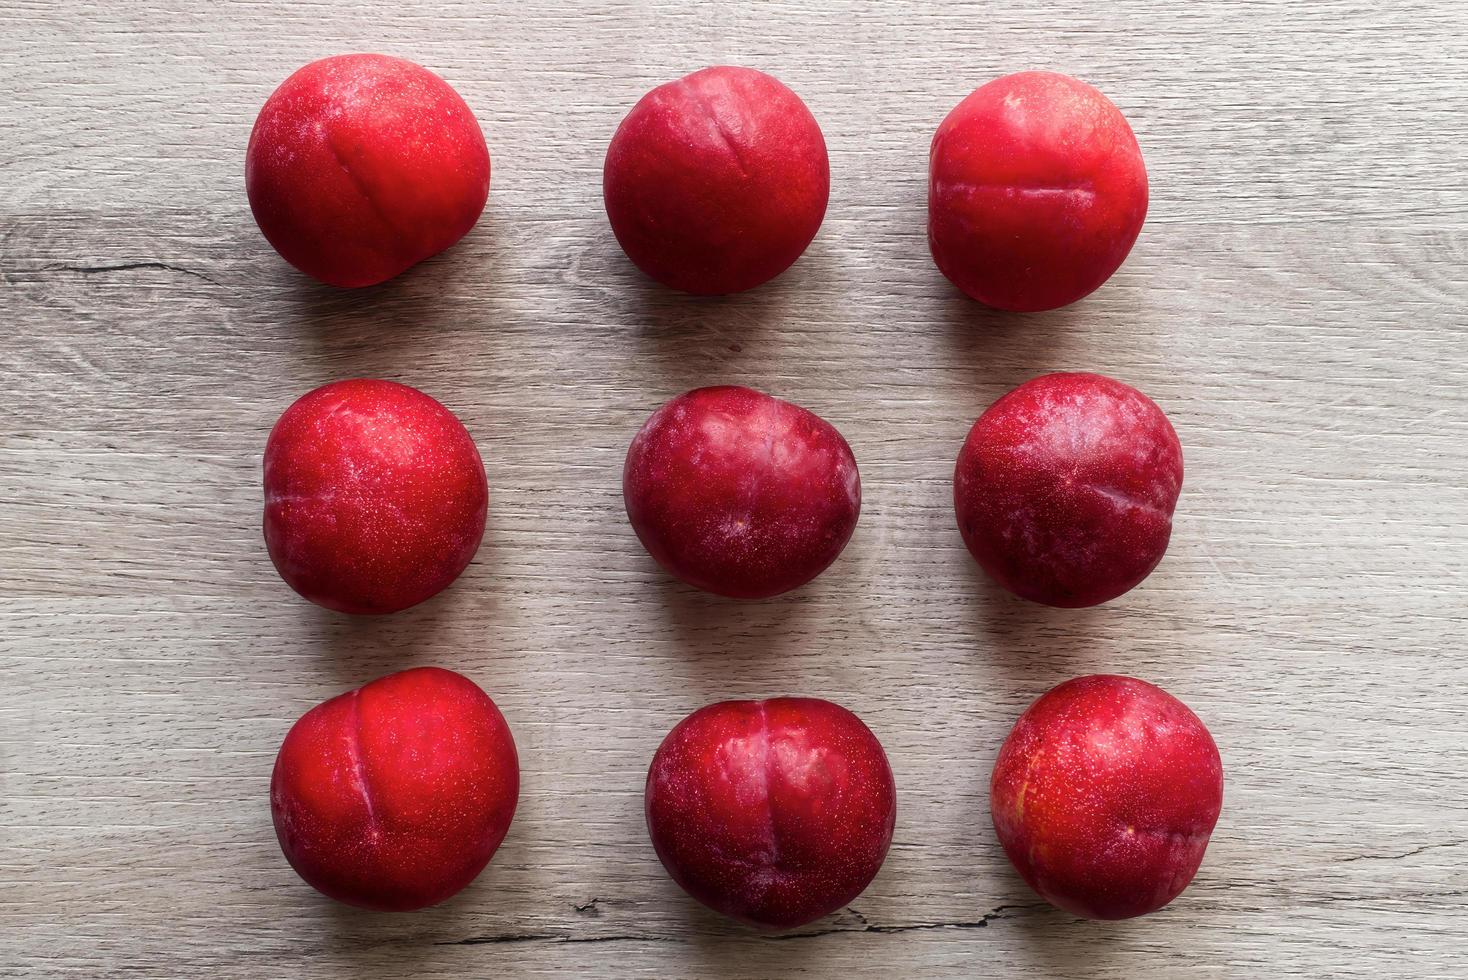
[954,372,1182,607]
[239,55,1225,933]
[604,65,829,294]
[271,667,519,911]
[263,379,487,615]
[624,385,860,599]
[246,53,490,287]
[929,70,1148,311]
[990,674,1223,919]
[645,698,896,929]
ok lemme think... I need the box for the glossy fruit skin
[263,379,487,615]
[623,386,860,599]
[991,675,1223,920]
[246,53,490,287]
[954,372,1181,607]
[603,65,829,294]
[929,70,1148,312]
[646,698,896,929]
[271,667,519,911]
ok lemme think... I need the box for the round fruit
[271,667,519,911]
[990,674,1223,919]
[954,372,1181,607]
[604,65,828,294]
[246,53,490,287]
[929,70,1148,311]
[646,697,896,929]
[623,386,860,598]
[263,379,487,614]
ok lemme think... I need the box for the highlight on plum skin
[990,674,1224,920]
[263,378,488,615]
[245,53,490,288]
[622,385,861,599]
[929,70,1149,312]
[645,697,897,930]
[603,65,829,294]
[270,667,520,912]
[953,371,1182,607]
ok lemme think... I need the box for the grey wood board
[2,1,1466,977]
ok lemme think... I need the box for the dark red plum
[263,379,487,615]
[604,66,828,294]
[623,386,860,599]
[991,675,1223,919]
[646,697,896,929]
[930,71,1148,311]
[271,667,519,911]
[954,372,1181,607]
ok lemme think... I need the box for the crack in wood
[434,932,680,946]
[432,904,1045,947]
[771,903,1046,940]
[38,261,220,286]
[1341,840,1468,863]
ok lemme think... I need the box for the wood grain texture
[2,1,1466,976]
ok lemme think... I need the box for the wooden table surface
[4,2,1466,977]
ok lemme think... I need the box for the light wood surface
[4,2,1466,977]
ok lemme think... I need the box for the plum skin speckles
[954,372,1182,607]
[270,667,519,912]
[263,379,487,615]
[245,53,490,288]
[645,697,897,930]
[990,674,1223,920]
[929,70,1148,312]
[603,65,829,294]
[623,385,861,599]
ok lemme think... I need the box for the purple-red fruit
[264,379,487,614]
[991,674,1223,919]
[954,372,1182,607]
[623,386,860,598]
[604,65,829,294]
[646,698,896,929]
[271,667,519,911]
[930,70,1148,311]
